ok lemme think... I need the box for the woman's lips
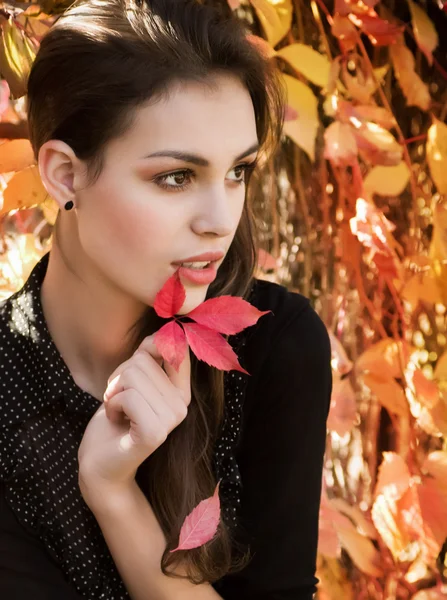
[172,261,218,285]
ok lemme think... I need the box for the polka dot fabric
[0,251,255,599]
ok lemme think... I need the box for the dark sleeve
[213,302,332,600]
[0,484,83,600]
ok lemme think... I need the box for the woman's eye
[153,161,257,192]
[154,170,193,192]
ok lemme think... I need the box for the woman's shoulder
[247,276,326,343]
[242,277,330,379]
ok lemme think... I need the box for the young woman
[0,0,332,598]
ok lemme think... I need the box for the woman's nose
[191,185,241,237]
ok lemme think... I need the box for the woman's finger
[137,335,192,406]
[105,366,186,428]
[106,389,167,452]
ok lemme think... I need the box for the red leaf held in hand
[187,296,272,335]
[183,322,250,374]
[153,271,186,318]
[170,481,221,552]
[152,269,272,373]
[153,321,188,372]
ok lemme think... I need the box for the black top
[0,251,332,600]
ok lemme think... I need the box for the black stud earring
[64,201,74,211]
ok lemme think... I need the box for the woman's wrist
[79,472,138,514]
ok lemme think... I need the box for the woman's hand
[78,333,191,500]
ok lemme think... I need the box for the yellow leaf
[427,118,447,194]
[0,139,35,173]
[1,165,48,214]
[249,0,292,47]
[324,121,357,166]
[0,16,37,99]
[275,43,331,88]
[390,37,431,111]
[354,122,403,166]
[407,0,439,66]
[373,65,389,85]
[281,74,319,161]
[364,162,411,197]
[334,519,383,577]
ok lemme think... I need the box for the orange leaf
[329,331,354,376]
[417,477,447,548]
[349,12,404,46]
[1,165,48,214]
[411,369,440,409]
[401,269,443,311]
[0,139,35,173]
[397,482,440,564]
[319,485,383,576]
[331,15,357,53]
[183,322,249,374]
[327,375,357,436]
[361,372,408,416]
[374,452,411,500]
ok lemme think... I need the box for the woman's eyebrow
[142,142,260,166]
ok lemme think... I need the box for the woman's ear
[38,140,86,209]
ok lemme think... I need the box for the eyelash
[152,160,258,192]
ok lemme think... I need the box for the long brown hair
[26,0,285,584]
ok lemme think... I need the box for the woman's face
[73,74,259,314]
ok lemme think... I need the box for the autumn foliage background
[0,0,446,598]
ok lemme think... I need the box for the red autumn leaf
[152,269,270,372]
[349,12,404,46]
[331,15,358,52]
[372,250,400,280]
[183,322,249,374]
[171,481,221,552]
[153,271,186,318]
[153,320,188,373]
[187,296,271,335]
